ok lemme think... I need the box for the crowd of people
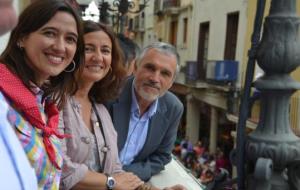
[0,0,187,190]
[173,138,232,188]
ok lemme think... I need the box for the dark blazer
[105,77,183,181]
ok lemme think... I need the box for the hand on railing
[113,172,144,190]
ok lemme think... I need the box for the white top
[0,93,38,190]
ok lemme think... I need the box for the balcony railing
[149,156,205,190]
[163,0,180,9]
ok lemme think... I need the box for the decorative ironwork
[97,0,149,32]
[111,0,150,14]
[242,0,300,189]
[113,0,149,32]
[99,1,110,23]
[112,0,133,15]
[78,0,149,32]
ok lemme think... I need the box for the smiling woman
[0,0,84,189]
[59,20,136,190]
[20,11,79,86]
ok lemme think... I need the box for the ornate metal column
[245,0,300,189]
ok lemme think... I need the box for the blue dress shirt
[119,84,158,165]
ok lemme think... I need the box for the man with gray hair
[106,42,183,182]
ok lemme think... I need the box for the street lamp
[77,0,149,32]
[235,0,300,189]
[98,1,111,24]
[98,0,149,32]
[111,0,149,15]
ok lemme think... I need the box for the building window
[224,12,239,60]
[183,18,188,45]
[197,22,210,80]
[128,18,133,31]
[169,20,178,47]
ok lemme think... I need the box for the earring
[108,66,112,74]
[64,60,76,72]
[17,42,23,50]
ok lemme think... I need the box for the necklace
[91,100,109,173]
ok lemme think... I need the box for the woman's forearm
[72,170,107,190]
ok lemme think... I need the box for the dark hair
[117,33,140,67]
[82,20,126,103]
[0,0,85,109]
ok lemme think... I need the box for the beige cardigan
[59,97,123,190]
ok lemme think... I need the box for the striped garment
[6,91,62,190]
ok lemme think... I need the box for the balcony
[163,0,180,9]
[154,0,163,16]
[205,60,238,85]
[149,156,205,189]
[154,0,180,16]
[163,0,180,15]
[172,60,240,113]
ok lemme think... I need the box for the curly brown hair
[82,20,126,103]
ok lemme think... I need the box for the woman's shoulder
[94,103,110,117]
[94,103,115,130]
